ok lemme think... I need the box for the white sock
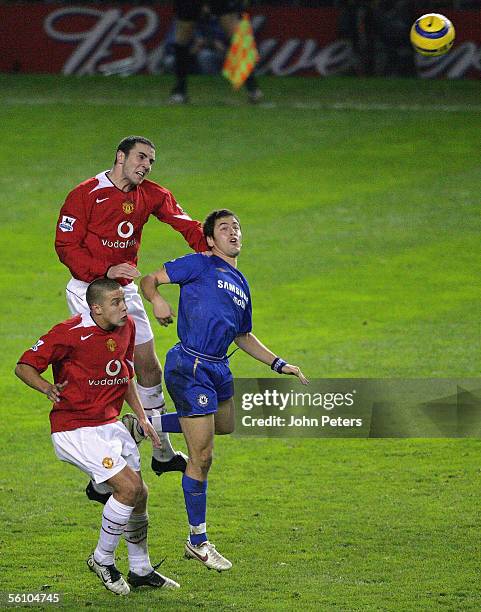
[94,496,134,566]
[136,383,175,461]
[136,382,165,411]
[124,512,153,576]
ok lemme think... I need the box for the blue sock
[182,475,208,546]
[149,412,182,433]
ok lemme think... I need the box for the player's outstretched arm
[140,267,175,327]
[124,378,161,448]
[15,363,68,402]
[234,333,309,385]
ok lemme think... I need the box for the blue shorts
[164,344,234,417]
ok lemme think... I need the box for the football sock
[124,511,153,576]
[182,474,208,546]
[136,383,175,461]
[94,495,134,566]
[150,411,182,434]
[173,43,190,90]
[136,382,165,411]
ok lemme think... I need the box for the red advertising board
[0,4,480,78]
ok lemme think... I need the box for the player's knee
[122,473,144,505]
[191,448,213,473]
[215,422,235,435]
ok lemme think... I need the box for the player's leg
[180,414,213,542]
[162,345,232,569]
[180,414,232,570]
[151,400,233,435]
[87,466,142,595]
[213,360,235,434]
[170,0,199,103]
[87,424,146,595]
[97,422,179,590]
[86,422,179,592]
[52,424,138,595]
[170,20,196,103]
[135,339,188,474]
[218,9,263,103]
[124,478,180,590]
[214,397,235,434]
[123,285,187,474]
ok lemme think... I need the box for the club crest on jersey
[106,339,117,352]
[197,394,209,407]
[102,457,114,469]
[122,201,135,214]
[58,215,76,232]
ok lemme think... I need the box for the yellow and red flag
[222,13,259,90]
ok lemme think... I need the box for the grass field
[0,74,480,610]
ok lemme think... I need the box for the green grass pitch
[0,74,479,610]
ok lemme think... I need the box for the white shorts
[51,421,141,484]
[66,277,154,345]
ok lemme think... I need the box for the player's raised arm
[234,332,309,385]
[140,267,175,327]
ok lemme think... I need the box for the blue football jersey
[164,253,252,358]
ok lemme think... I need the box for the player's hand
[140,420,161,448]
[153,298,175,327]
[107,263,141,280]
[281,365,309,385]
[45,380,68,402]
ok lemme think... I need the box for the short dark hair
[203,209,240,239]
[114,136,155,164]
[86,278,122,307]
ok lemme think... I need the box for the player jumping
[55,136,208,502]
[140,210,308,571]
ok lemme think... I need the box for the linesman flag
[223,13,259,90]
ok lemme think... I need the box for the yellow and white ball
[410,13,455,57]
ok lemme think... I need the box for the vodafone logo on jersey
[117,221,134,238]
[106,360,122,376]
[88,359,129,386]
[101,221,136,249]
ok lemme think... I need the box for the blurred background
[0,1,480,79]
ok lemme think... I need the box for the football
[121,413,146,445]
[410,13,455,57]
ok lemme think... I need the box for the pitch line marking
[3,97,481,113]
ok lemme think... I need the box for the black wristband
[271,357,287,374]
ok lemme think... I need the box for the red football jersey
[55,171,208,285]
[18,313,136,433]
